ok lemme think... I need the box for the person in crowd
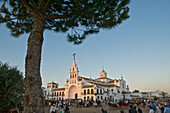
[161,104,164,113]
[151,102,156,113]
[137,107,142,113]
[129,105,137,113]
[149,106,154,113]
[64,104,70,113]
[50,104,57,113]
[120,107,124,113]
[164,102,170,113]
[156,104,161,113]
[101,108,107,113]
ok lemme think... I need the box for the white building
[44,54,130,101]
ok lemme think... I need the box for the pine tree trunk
[24,14,45,113]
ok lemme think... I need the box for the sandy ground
[45,105,149,113]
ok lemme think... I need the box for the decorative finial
[121,74,123,80]
[73,53,76,61]
[102,66,105,72]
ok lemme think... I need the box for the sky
[0,0,170,93]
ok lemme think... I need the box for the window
[55,92,56,96]
[84,97,86,101]
[91,89,93,94]
[122,83,124,89]
[97,89,99,94]
[100,89,102,94]
[91,96,93,101]
[73,67,74,71]
[62,92,64,96]
[84,89,86,94]
[107,89,109,93]
[75,74,76,78]
[56,86,57,88]
[57,92,58,96]
[101,96,103,100]
[87,96,89,100]
[111,89,113,92]
[118,89,120,93]
[52,85,54,88]
[87,89,90,94]
[60,92,61,96]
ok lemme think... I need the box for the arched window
[87,96,89,100]
[84,97,86,101]
[57,92,58,96]
[97,89,99,94]
[87,89,90,94]
[107,89,109,92]
[101,96,103,100]
[75,74,76,78]
[91,96,93,101]
[100,89,102,94]
[84,89,86,94]
[118,89,120,93]
[60,92,61,96]
[73,67,74,71]
[55,92,56,96]
[122,83,124,88]
[91,89,93,94]
[73,74,74,78]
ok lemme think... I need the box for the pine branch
[45,15,68,20]
[22,0,34,15]
[38,0,45,9]
[42,0,50,12]
[30,0,37,9]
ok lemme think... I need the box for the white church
[43,54,130,101]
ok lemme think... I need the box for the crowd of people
[120,99,170,113]
[46,99,103,113]
[45,98,170,113]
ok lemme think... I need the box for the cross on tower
[73,53,76,61]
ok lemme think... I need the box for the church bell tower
[69,53,79,84]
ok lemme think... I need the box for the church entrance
[75,93,78,99]
[68,85,77,99]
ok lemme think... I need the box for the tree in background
[132,89,140,93]
[0,0,130,112]
[0,61,24,112]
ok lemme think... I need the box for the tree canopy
[0,61,24,111]
[0,0,130,44]
[132,89,140,93]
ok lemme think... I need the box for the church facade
[44,55,130,101]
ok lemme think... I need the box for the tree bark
[24,14,45,113]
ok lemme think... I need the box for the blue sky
[0,0,170,93]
